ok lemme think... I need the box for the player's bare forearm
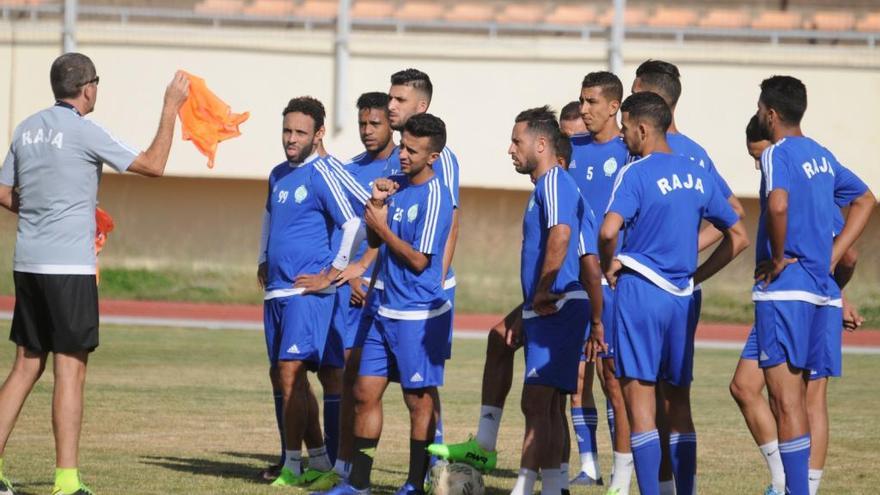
[834,246,857,289]
[441,209,459,281]
[599,212,624,273]
[367,225,383,248]
[694,220,749,285]
[0,186,19,214]
[378,225,430,273]
[128,72,190,178]
[579,254,604,325]
[536,224,570,295]
[697,198,743,252]
[831,190,875,268]
[767,189,789,263]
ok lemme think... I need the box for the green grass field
[0,323,877,494]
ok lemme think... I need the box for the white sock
[307,446,331,471]
[809,469,823,495]
[609,451,634,493]
[540,467,562,495]
[511,468,538,495]
[476,405,503,451]
[760,440,786,492]
[559,463,570,490]
[284,450,302,475]
[659,479,676,495]
[579,452,600,479]
[333,458,351,477]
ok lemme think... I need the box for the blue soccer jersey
[607,152,739,294]
[577,203,599,258]
[667,132,734,199]
[521,166,585,309]
[263,154,356,296]
[376,175,454,316]
[568,134,629,215]
[753,137,868,301]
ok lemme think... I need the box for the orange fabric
[178,71,249,168]
[95,207,115,285]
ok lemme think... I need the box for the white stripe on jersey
[419,180,441,253]
[545,167,560,227]
[327,156,370,204]
[761,144,775,193]
[440,147,457,207]
[314,160,356,221]
[578,230,586,257]
[605,154,649,214]
[87,119,140,156]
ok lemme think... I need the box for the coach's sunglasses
[78,76,100,88]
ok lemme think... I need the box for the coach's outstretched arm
[693,220,749,285]
[127,71,190,177]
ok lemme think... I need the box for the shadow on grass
[220,450,277,465]
[141,455,267,484]
[7,480,52,495]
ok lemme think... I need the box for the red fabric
[178,71,249,168]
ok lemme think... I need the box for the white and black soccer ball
[429,460,485,495]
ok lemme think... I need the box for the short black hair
[759,75,807,125]
[635,59,682,107]
[403,113,446,153]
[356,92,390,115]
[555,134,572,168]
[515,105,561,154]
[560,101,581,122]
[582,71,624,103]
[390,68,433,102]
[620,92,672,132]
[746,114,767,143]
[283,96,325,132]
[50,52,97,100]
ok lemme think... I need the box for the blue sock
[273,391,285,466]
[780,434,811,495]
[323,394,341,465]
[585,407,599,455]
[606,399,616,447]
[669,432,697,495]
[631,429,661,495]
[571,407,599,458]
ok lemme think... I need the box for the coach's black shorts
[10,272,99,353]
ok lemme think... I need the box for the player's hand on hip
[532,291,563,317]
[505,318,523,349]
[294,268,333,294]
[364,201,388,231]
[349,279,367,307]
[257,262,268,290]
[604,259,623,289]
[164,71,191,111]
[585,321,607,363]
[754,257,797,288]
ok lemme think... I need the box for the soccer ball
[429,460,485,495]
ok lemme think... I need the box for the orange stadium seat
[444,3,495,23]
[243,0,296,16]
[751,10,802,30]
[698,8,750,29]
[351,0,394,19]
[395,1,445,21]
[496,3,546,24]
[647,7,698,28]
[0,0,50,5]
[297,0,338,18]
[597,6,649,27]
[808,10,856,31]
[544,4,597,26]
[856,12,880,32]
[194,0,244,15]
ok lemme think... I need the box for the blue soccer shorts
[810,302,843,379]
[263,292,342,370]
[523,294,590,393]
[754,299,824,372]
[347,286,381,350]
[358,307,452,389]
[612,273,696,387]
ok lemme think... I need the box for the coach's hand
[604,259,623,289]
[349,279,368,307]
[532,291,562,317]
[585,321,607,363]
[165,70,190,112]
[294,268,334,294]
[257,262,268,290]
[843,297,864,332]
[754,257,797,288]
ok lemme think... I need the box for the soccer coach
[0,53,188,495]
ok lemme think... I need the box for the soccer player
[0,53,189,495]
[568,71,633,492]
[600,92,749,495]
[559,101,587,138]
[731,114,864,495]
[318,113,453,495]
[750,76,874,495]
[258,96,363,488]
[631,59,746,494]
[508,106,591,495]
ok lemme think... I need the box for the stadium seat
[351,0,394,20]
[297,0,338,18]
[444,3,495,23]
[647,7,699,28]
[751,10,803,30]
[395,1,445,21]
[807,11,856,31]
[597,6,649,27]
[698,8,750,29]
[0,0,50,5]
[855,11,880,32]
[243,0,295,17]
[496,3,546,25]
[544,4,597,26]
[194,0,244,15]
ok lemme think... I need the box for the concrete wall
[1,20,880,196]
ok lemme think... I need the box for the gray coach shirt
[0,104,138,274]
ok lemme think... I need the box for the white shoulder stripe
[761,144,776,195]
[328,158,370,203]
[605,160,639,214]
[87,119,139,156]
[315,161,356,220]
[420,180,441,253]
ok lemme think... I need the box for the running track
[1,296,878,353]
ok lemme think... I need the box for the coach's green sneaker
[305,470,341,491]
[426,436,496,473]
[271,466,304,487]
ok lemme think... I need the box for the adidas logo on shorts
[410,372,424,382]
[288,344,301,354]
[527,368,539,378]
